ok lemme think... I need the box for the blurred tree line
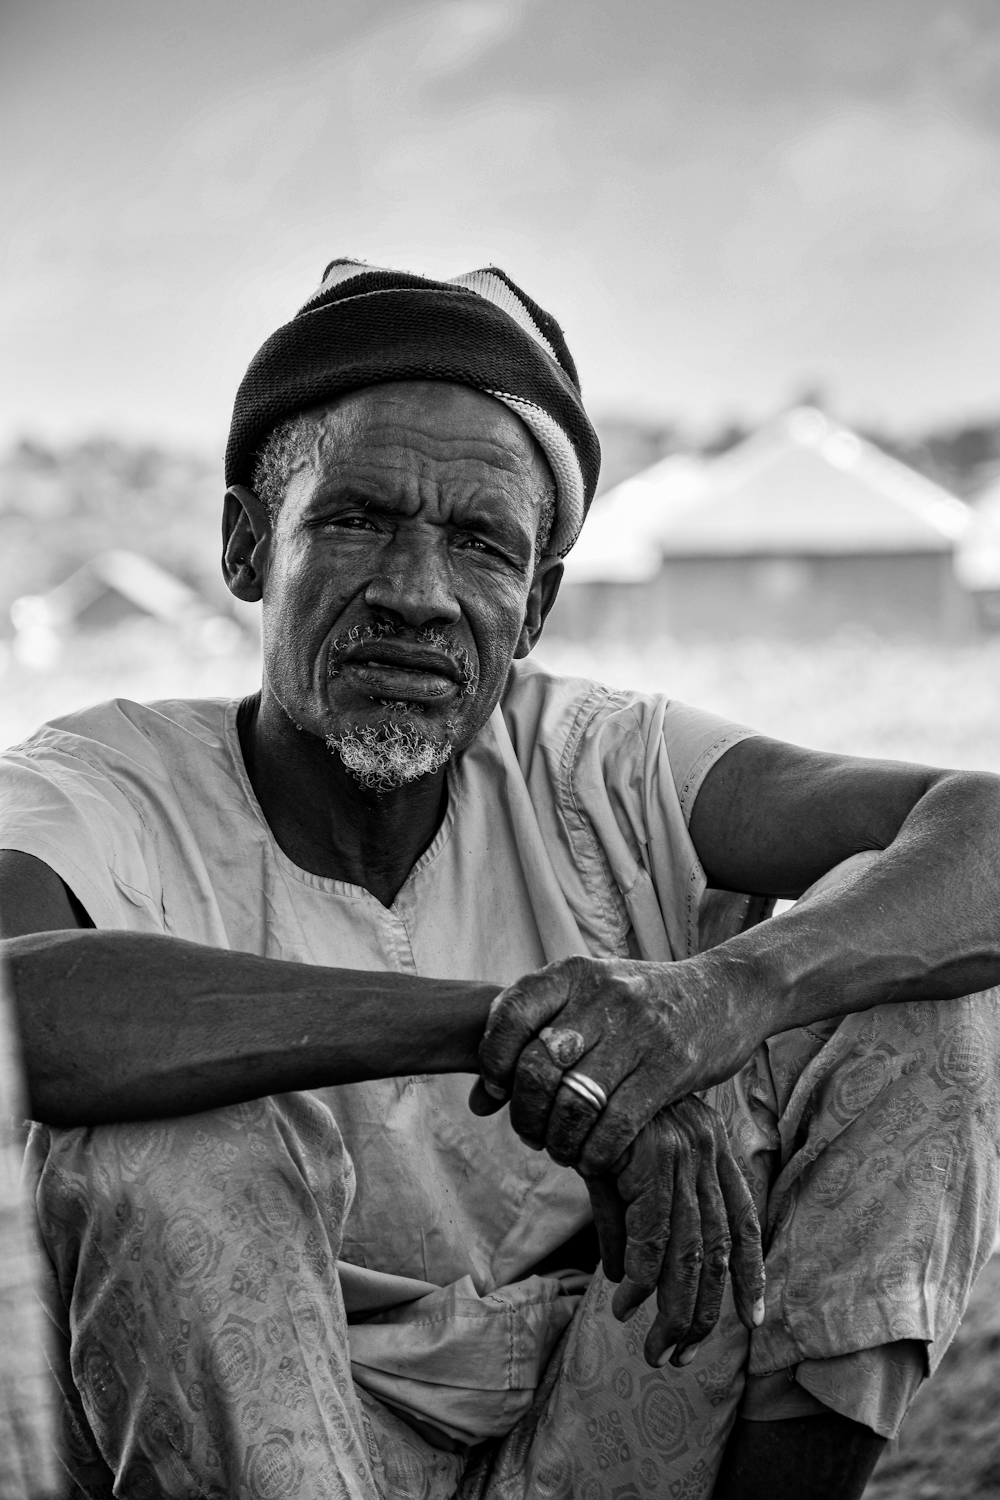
[0,438,229,635]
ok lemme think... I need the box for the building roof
[11,550,207,630]
[9,550,245,668]
[565,408,970,583]
[955,475,1000,592]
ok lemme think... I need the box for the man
[3,261,1000,1500]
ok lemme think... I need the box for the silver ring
[561,1070,609,1112]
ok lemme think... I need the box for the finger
[467,1077,508,1117]
[645,1165,702,1368]
[544,1080,607,1166]
[609,1130,677,1327]
[673,1153,731,1364]
[508,1038,565,1148]
[543,1050,624,1167]
[584,1174,628,1284]
[716,1149,766,1331]
[577,1070,665,1176]
[478,965,575,1097]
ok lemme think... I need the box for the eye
[323,512,380,532]
[453,532,516,563]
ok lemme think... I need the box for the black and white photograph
[2,4,1000,1498]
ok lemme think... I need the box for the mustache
[326,622,479,695]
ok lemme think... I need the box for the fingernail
[655,1345,676,1368]
[752,1298,765,1326]
[483,1080,507,1100]
[678,1345,700,1366]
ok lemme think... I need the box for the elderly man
[3,262,1000,1500]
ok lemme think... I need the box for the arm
[0,851,497,1127]
[6,854,764,1366]
[689,737,1000,1024]
[475,740,1000,1173]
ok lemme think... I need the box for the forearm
[698,769,1000,1052]
[5,929,499,1127]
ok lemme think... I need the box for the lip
[333,645,465,704]
[340,644,464,681]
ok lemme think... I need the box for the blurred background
[4,0,1000,770]
[3,4,1000,1492]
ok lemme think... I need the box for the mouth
[333,644,467,705]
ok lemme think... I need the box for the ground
[868,1253,1000,1500]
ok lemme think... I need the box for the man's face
[242,381,559,774]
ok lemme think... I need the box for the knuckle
[677,1245,704,1277]
[704,1245,731,1277]
[690,1308,723,1340]
[654,1306,690,1339]
[733,1203,762,1241]
[515,1041,559,1085]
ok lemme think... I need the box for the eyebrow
[308,480,537,553]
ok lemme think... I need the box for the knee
[821,991,1000,1137]
[32,1095,354,1294]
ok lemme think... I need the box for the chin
[325,712,457,792]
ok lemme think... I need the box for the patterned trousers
[28,992,1000,1500]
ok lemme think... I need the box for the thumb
[467,1077,509,1116]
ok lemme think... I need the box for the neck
[237,691,450,907]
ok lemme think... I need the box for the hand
[585,1096,765,1367]
[469,954,757,1175]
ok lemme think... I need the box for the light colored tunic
[0,659,748,1301]
[4,658,999,1499]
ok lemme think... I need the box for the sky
[3,0,1000,453]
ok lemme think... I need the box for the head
[223,381,564,791]
[223,259,601,793]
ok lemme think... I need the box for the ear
[222,485,272,603]
[514,556,564,658]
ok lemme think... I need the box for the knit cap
[225,260,601,556]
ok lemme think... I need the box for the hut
[550,409,974,641]
[10,551,242,669]
[955,473,1000,630]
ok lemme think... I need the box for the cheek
[463,577,532,679]
[261,568,354,698]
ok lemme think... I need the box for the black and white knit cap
[226,260,601,557]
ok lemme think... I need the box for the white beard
[326,719,454,792]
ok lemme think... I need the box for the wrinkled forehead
[306,381,553,489]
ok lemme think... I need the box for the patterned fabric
[28,984,1000,1498]
[0,966,60,1500]
[711,991,1000,1437]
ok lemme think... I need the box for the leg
[474,1267,750,1499]
[28,1093,405,1498]
[721,990,1000,1494]
[712,1414,885,1500]
[751,992,1000,1385]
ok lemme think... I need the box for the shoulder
[3,696,233,777]
[0,698,240,929]
[502,657,757,821]
[500,656,646,754]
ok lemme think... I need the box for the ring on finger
[561,1069,609,1112]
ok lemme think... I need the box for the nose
[363,528,461,629]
